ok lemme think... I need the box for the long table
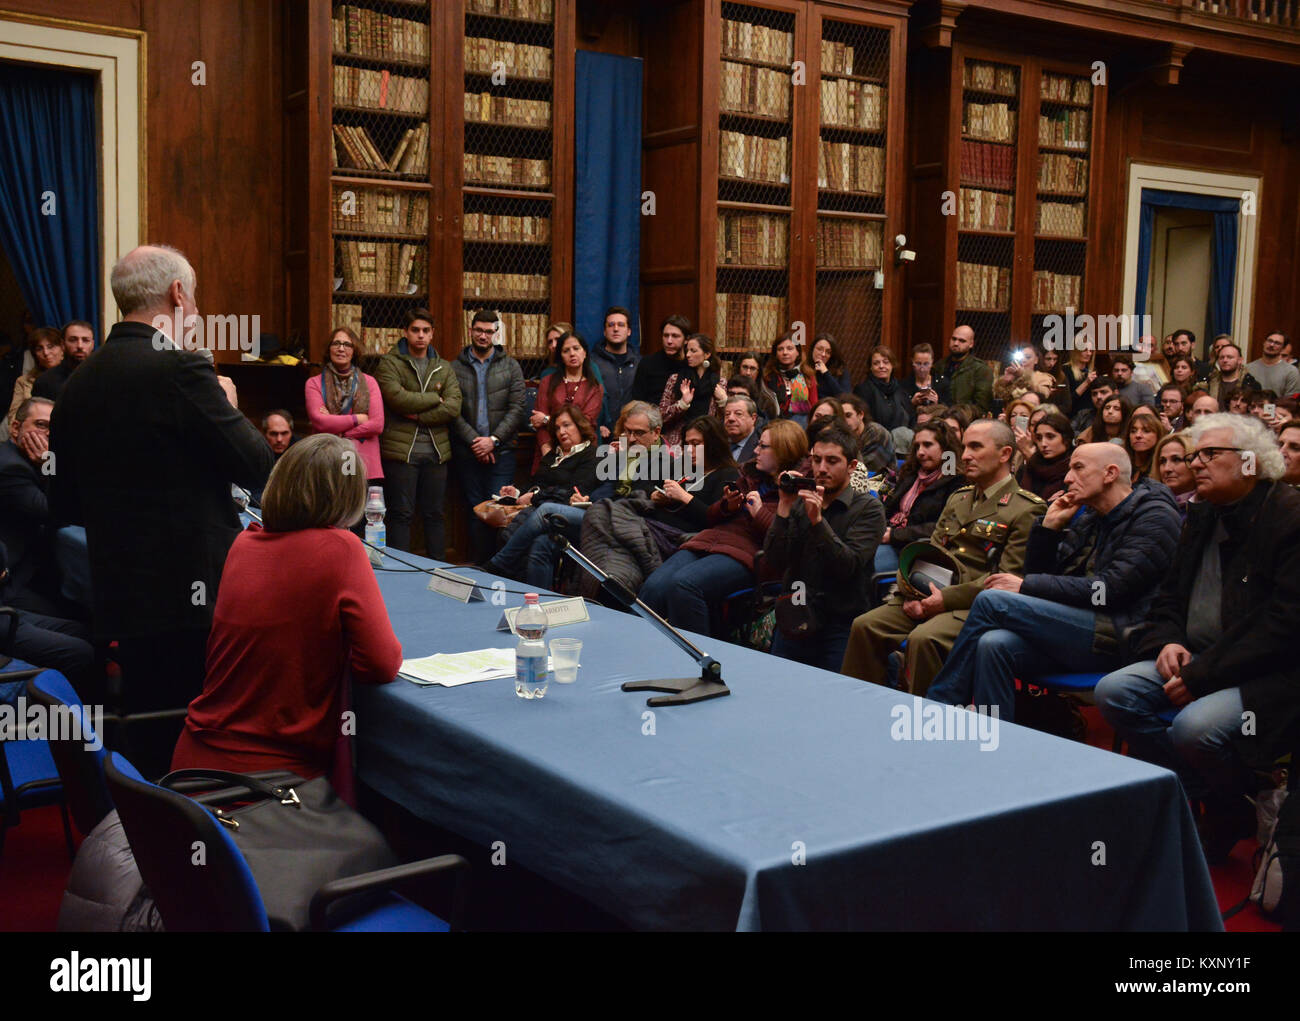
[356,555,1222,931]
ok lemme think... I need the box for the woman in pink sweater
[305,328,384,533]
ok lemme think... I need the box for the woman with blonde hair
[1062,333,1097,418]
[172,433,402,782]
[1154,431,1197,519]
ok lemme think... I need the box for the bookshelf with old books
[906,44,1104,362]
[646,0,905,375]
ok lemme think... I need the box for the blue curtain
[574,51,643,352]
[0,62,101,334]
[1133,188,1239,338]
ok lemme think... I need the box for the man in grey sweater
[1246,331,1300,398]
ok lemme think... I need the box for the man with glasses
[591,306,640,440]
[451,309,526,562]
[1157,383,1186,433]
[934,325,993,415]
[1097,413,1300,863]
[902,342,951,422]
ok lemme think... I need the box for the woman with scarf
[530,330,603,472]
[1018,411,1074,501]
[763,332,817,427]
[855,345,912,434]
[874,421,964,575]
[658,333,720,449]
[305,327,384,535]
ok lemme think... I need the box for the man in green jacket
[375,308,462,558]
[935,324,993,415]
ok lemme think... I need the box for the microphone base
[621,676,731,707]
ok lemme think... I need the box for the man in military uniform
[935,324,993,414]
[840,419,1044,692]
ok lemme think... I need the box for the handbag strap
[158,768,303,806]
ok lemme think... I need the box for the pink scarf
[890,468,942,528]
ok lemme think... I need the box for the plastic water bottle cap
[524,593,539,604]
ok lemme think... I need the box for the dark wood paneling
[1,0,142,26]
[577,0,641,55]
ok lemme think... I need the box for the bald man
[926,442,1181,721]
[935,324,993,414]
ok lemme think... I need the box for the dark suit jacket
[0,439,50,595]
[729,429,759,465]
[49,321,276,639]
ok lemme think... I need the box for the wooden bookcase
[911,44,1105,362]
[642,0,907,378]
[283,0,574,368]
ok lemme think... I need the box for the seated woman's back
[173,435,402,781]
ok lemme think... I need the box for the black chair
[104,755,469,932]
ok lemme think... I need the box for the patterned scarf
[322,363,369,415]
[890,467,942,528]
[785,371,811,415]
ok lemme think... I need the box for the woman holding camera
[639,419,807,637]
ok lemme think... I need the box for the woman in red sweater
[172,434,402,782]
[529,331,603,472]
[637,419,807,637]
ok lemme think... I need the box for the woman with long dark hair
[810,334,852,397]
[1018,411,1074,501]
[659,333,720,448]
[763,332,817,426]
[874,421,964,574]
[650,415,740,530]
[530,330,603,471]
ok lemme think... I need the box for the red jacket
[681,462,779,571]
[172,525,402,780]
[532,375,603,472]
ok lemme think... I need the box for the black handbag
[774,592,822,640]
[159,768,398,932]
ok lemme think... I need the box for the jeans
[639,550,753,638]
[771,617,853,673]
[486,502,585,590]
[872,543,900,576]
[383,456,449,559]
[457,446,517,563]
[925,589,1118,722]
[1096,660,1247,800]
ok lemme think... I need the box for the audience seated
[1122,405,1166,482]
[719,393,761,463]
[927,443,1179,721]
[855,344,912,440]
[0,538,94,697]
[810,334,852,398]
[1096,413,1300,863]
[764,333,817,428]
[639,419,807,637]
[1071,376,1119,438]
[733,351,781,421]
[31,320,94,402]
[1279,421,1300,486]
[482,404,601,587]
[1270,396,1296,432]
[1185,390,1219,424]
[530,330,603,471]
[1154,432,1198,518]
[5,327,62,431]
[875,421,964,574]
[172,434,401,782]
[1110,352,1155,409]
[1157,383,1187,432]
[0,397,60,614]
[764,426,884,669]
[1205,343,1259,404]
[1245,330,1299,398]
[841,420,1044,694]
[901,342,950,422]
[839,392,895,474]
[1017,411,1074,501]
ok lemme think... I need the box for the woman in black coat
[811,334,852,398]
[659,333,721,448]
[855,345,912,433]
[649,415,740,531]
[875,421,964,573]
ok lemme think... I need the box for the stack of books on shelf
[467,0,554,19]
[332,123,428,174]
[337,240,427,295]
[464,153,551,188]
[956,262,1011,312]
[464,38,553,80]
[963,101,1016,142]
[1038,109,1089,149]
[462,310,550,359]
[1036,200,1085,237]
[820,39,857,76]
[719,62,791,119]
[963,61,1016,95]
[717,213,788,267]
[1040,73,1091,104]
[719,131,789,184]
[1032,270,1082,312]
[332,67,428,114]
[819,79,885,131]
[720,18,793,64]
[464,92,552,128]
[960,140,1015,190]
[462,272,549,301]
[333,187,430,235]
[1038,153,1088,194]
[715,293,787,348]
[816,219,883,269]
[817,141,884,193]
[958,188,1014,231]
[331,7,429,62]
[463,211,551,243]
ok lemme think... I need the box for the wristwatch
[491,435,501,447]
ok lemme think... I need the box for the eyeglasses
[622,427,654,439]
[470,327,495,337]
[329,340,353,349]
[1182,446,1244,467]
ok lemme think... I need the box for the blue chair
[104,754,469,932]
[0,656,74,860]
[25,670,114,839]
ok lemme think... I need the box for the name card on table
[496,596,589,634]
[427,568,486,603]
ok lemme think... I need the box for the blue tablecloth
[356,555,1222,931]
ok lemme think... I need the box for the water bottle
[514,593,549,699]
[364,486,386,551]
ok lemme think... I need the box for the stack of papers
[399,648,549,687]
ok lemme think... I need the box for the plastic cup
[550,638,582,684]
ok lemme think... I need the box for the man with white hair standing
[926,443,1180,721]
[50,245,275,773]
[1097,413,1300,863]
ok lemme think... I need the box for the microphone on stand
[539,514,729,707]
